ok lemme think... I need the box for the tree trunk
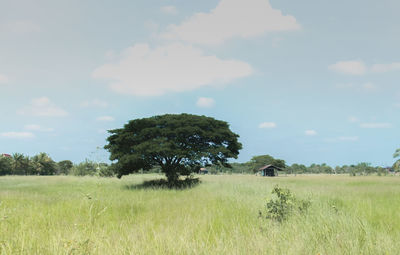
[162,165,179,183]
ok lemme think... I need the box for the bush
[70,160,98,176]
[263,185,310,222]
[98,163,114,177]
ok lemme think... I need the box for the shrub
[70,160,98,176]
[98,163,114,177]
[263,185,310,222]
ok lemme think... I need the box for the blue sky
[1,0,400,166]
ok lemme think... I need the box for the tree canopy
[249,154,286,173]
[104,114,242,182]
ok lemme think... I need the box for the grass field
[1,174,399,254]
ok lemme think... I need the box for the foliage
[249,155,286,173]
[31,153,58,175]
[0,156,12,175]
[286,163,307,174]
[97,163,115,177]
[263,185,311,222]
[12,153,34,175]
[57,160,73,175]
[393,148,400,172]
[70,160,98,176]
[105,114,242,183]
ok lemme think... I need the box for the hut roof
[259,164,283,171]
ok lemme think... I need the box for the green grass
[1,174,400,254]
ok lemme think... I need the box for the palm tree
[12,153,26,175]
[32,153,57,175]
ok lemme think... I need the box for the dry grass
[0,174,399,254]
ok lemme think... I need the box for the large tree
[105,114,242,182]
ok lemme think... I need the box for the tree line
[2,114,397,180]
[204,155,393,176]
[0,153,114,177]
[0,152,395,177]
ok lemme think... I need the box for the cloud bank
[93,43,253,96]
[329,61,367,75]
[161,0,300,45]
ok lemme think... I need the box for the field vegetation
[1,174,399,254]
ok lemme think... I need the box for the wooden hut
[259,165,281,177]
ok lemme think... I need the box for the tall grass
[0,175,399,254]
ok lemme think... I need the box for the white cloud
[329,60,367,75]
[305,130,317,136]
[81,99,109,108]
[161,5,178,15]
[362,82,376,91]
[371,62,400,73]
[259,122,276,128]
[161,0,300,45]
[338,136,359,141]
[335,82,377,92]
[196,97,215,108]
[0,74,9,84]
[93,43,253,96]
[96,116,115,122]
[360,123,392,129]
[24,124,54,132]
[0,132,35,139]
[348,116,359,123]
[324,136,359,143]
[2,20,41,34]
[17,97,68,117]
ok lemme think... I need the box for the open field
[1,175,400,254]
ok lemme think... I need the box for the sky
[1,0,400,166]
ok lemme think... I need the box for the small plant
[263,185,310,222]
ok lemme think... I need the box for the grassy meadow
[0,174,400,254]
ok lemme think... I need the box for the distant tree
[249,155,286,173]
[12,153,33,175]
[355,162,374,175]
[288,163,307,174]
[97,163,114,177]
[57,160,73,175]
[31,153,58,175]
[393,148,400,172]
[70,160,98,176]
[0,156,12,175]
[105,114,242,183]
